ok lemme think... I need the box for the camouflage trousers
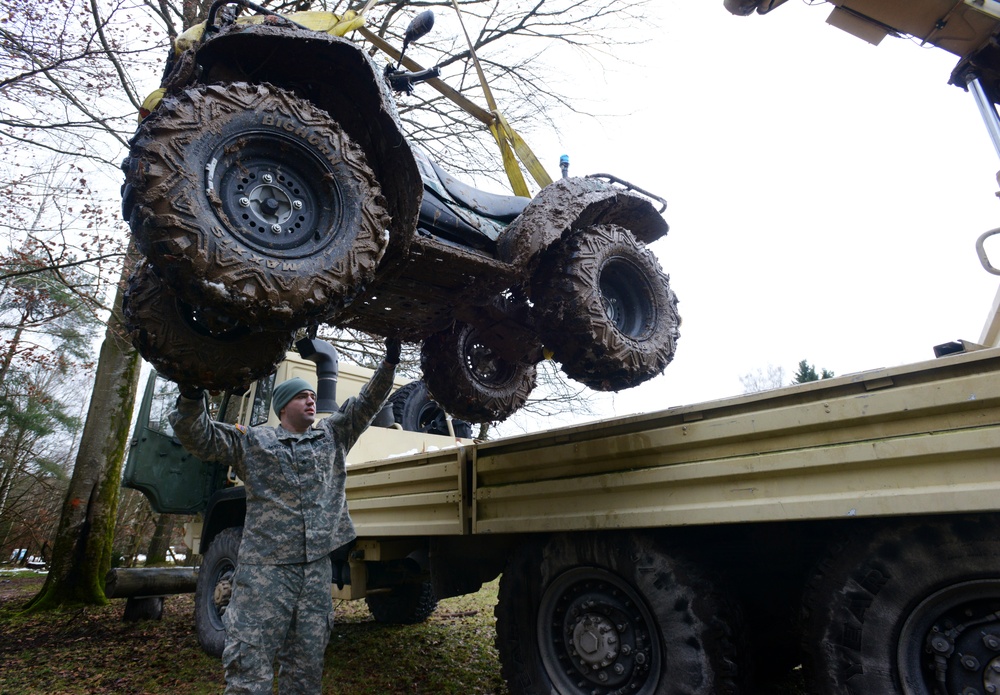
[222,558,334,694]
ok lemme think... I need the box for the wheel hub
[243,180,299,230]
[208,131,341,257]
[538,568,660,695]
[572,613,621,668]
[213,571,233,615]
[899,579,1000,694]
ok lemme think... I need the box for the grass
[0,570,507,695]
[1,570,805,694]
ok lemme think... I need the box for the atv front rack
[585,174,667,214]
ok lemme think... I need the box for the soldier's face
[280,390,316,432]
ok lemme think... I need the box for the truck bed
[346,346,1000,535]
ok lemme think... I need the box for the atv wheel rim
[466,339,515,388]
[599,257,656,340]
[208,130,342,258]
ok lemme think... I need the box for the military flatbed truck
[123,304,1000,694]
[117,1,1000,691]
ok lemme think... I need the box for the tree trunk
[25,253,142,610]
[144,513,174,566]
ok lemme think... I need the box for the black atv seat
[430,160,530,223]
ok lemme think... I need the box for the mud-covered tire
[532,224,679,391]
[366,581,438,625]
[123,82,390,328]
[496,533,746,695]
[123,261,292,391]
[802,516,1000,695]
[195,527,242,658]
[421,322,536,423]
[388,381,473,438]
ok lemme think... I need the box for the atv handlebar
[384,65,442,95]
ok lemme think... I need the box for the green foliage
[792,360,834,384]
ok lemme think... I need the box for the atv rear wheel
[123,261,293,391]
[421,322,536,423]
[533,224,680,391]
[123,82,390,328]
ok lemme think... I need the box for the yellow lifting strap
[449,0,552,196]
[174,9,365,55]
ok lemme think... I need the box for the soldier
[170,338,402,694]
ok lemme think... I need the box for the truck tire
[802,516,1000,695]
[388,381,473,438]
[123,82,390,328]
[365,581,438,624]
[421,322,536,423]
[495,533,746,695]
[532,224,679,391]
[123,262,293,391]
[195,526,242,658]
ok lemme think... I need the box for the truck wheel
[495,533,746,695]
[532,224,679,391]
[365,581,438,624]
[802,516,1000,695]
[195,527,242,658]
[123,82,390,328]
[421,322,536,423]
[388,381,473,438]
[123,262,293,391]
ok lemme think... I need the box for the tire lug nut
[961,654,980,670]
[239,197,250,207]
[271,224,282,234]
[292,200,303,209]
[262,173,273,183]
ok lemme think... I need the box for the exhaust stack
[295,338,339,414]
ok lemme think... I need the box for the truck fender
[184,23,421,269]
[199,487,246,555]
[497,176,669,277]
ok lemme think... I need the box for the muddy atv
[121,2,680,422]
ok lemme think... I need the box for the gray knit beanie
[272,377,314,416]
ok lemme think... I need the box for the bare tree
[740,364,787,394]
[4,0,656,607]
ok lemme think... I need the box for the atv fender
[496,177,668,274]
[187,22,421,268]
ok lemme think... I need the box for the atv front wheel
[123,261,293,391]
[533,224,679,391]
[421,322,536,423]
[123,82,390,328]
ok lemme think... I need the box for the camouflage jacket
[169,363,395,565]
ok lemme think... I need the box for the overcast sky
[480,1,1000,427]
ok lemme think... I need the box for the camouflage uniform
[170,363,396,694]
